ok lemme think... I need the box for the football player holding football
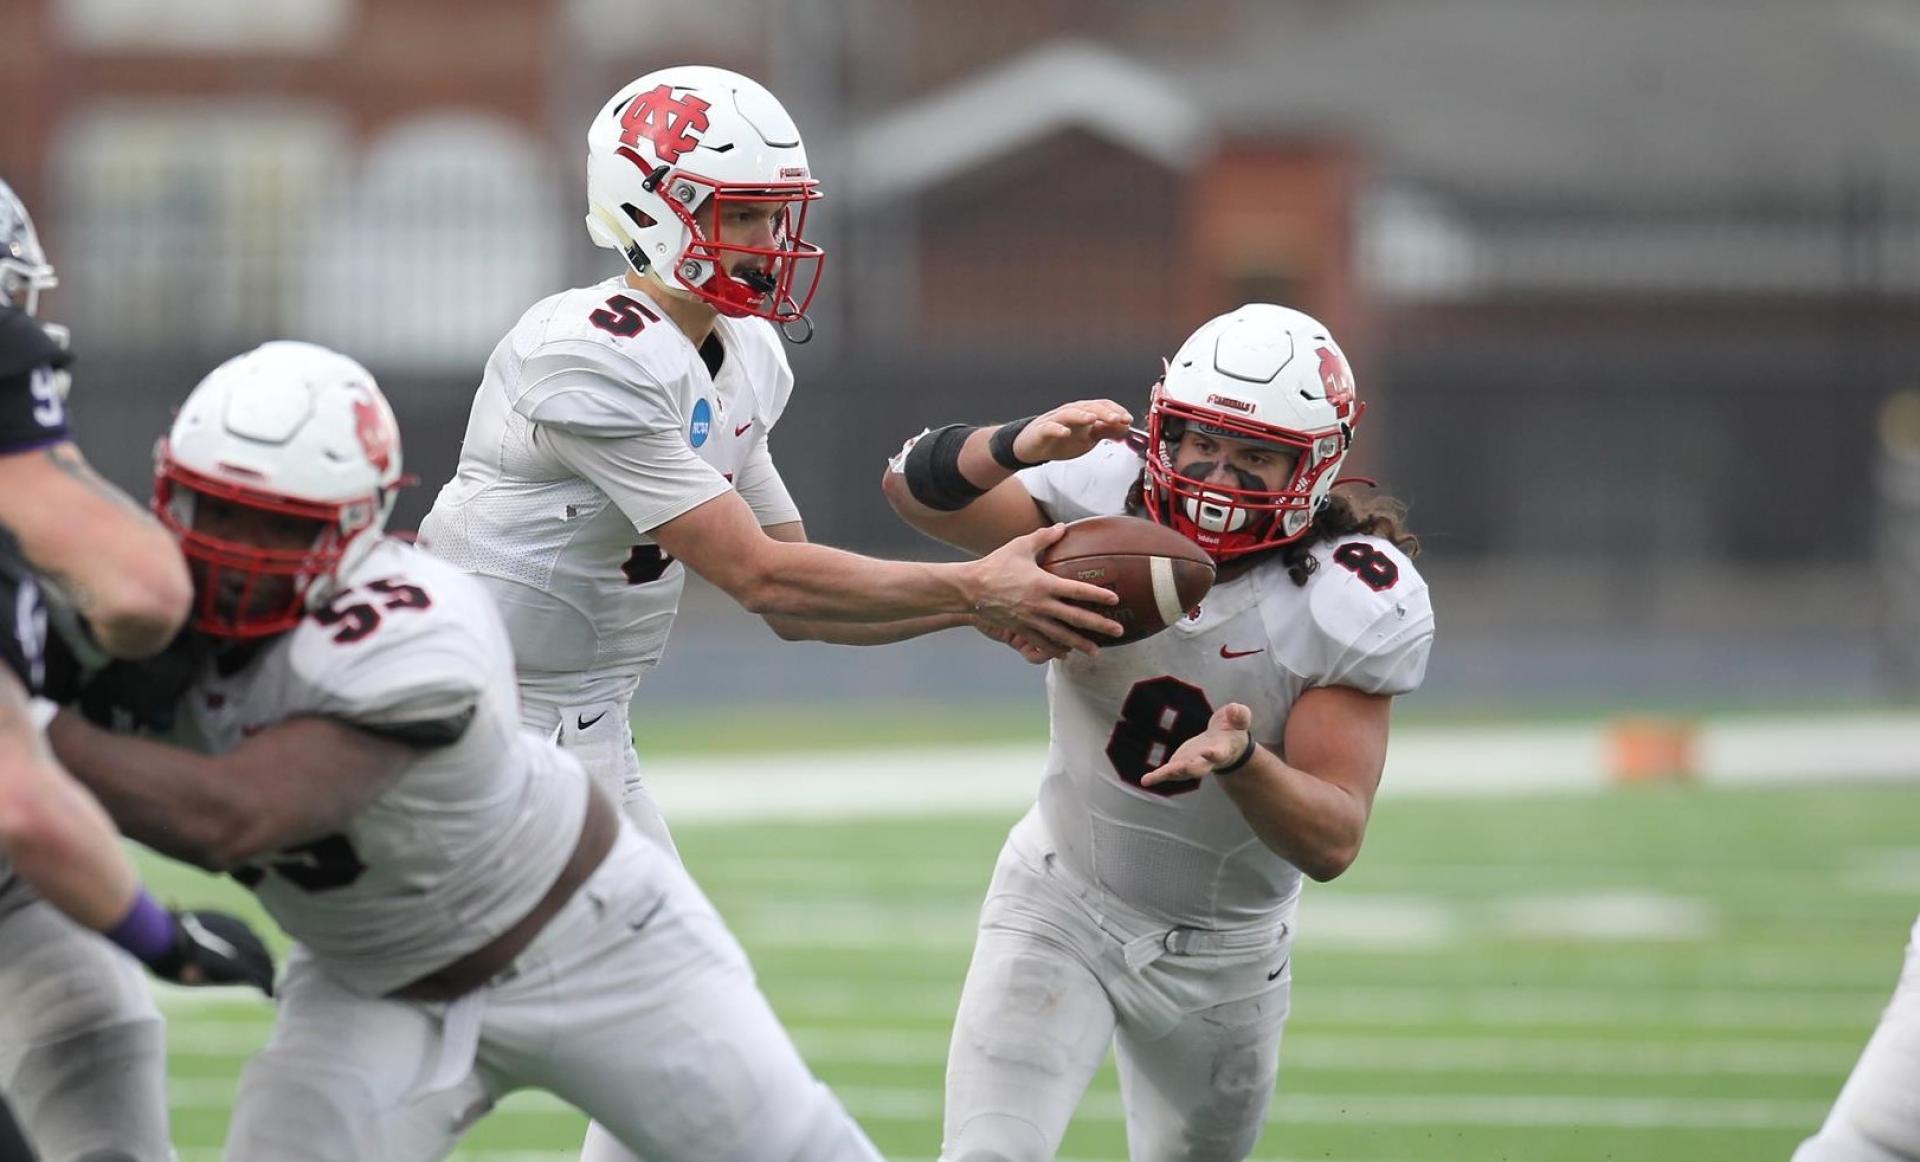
[884,304,1436,1160]
[47,341,883,1161]
[418,65,1123,871]
[0,177,274,1162]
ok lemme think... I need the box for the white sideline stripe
[638,714,1920,822]
[163,1077,1831,1131]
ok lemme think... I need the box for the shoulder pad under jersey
[508,284,701,438]
[1271,535,1434,696]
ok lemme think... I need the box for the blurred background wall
[3,0,1917,716]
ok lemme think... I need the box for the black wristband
[988,416,1043,471]
[901,423,989,512]
[1215,732,1258,775]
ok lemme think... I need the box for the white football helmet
[1142,304,1365,561]
[0,179,57,317]
[585,65,823,325]
[155,341,404,637]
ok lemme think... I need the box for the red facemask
[153,451,379,639]
[1141,389,1357,563]
[653,171,824,323]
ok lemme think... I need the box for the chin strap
[1332,475,1378,489]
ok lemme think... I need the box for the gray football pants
[0,901,171,1162]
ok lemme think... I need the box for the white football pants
[943,834,1294,1162]
[524,692,680,864]
[225,826,880,1162]
[0,900,173,1162]
[1795,913,1920,1161]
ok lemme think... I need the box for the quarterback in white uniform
[885,305,1436,1160]
[419,66,1124,865]
[47,342,884,1162]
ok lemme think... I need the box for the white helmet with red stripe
[1142,304,1365,561]
[155,341,403,637]
[585,65,823,325]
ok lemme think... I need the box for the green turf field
[145,779,1917,1161]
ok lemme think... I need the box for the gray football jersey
[178,538,590,997]
[1017,442,1435,929]
[0,528,49,922]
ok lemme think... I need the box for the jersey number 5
[589,293,661,338]
[1106,676,1211,798]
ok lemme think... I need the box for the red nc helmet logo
[619,85,712,164]
[352,395,395,475]
[1316,347,1355,417]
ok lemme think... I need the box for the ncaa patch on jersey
[690,398,712,447]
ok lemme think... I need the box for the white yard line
[640,714,1920,822]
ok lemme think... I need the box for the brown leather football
[1038,515,1216,645]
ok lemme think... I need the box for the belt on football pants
[387,785,619,1004]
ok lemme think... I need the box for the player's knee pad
[941,1112,1052,1162]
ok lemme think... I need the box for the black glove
[73,629,206,733]
[145,909,277,996]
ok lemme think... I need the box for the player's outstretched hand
[1141,702,1255,788]
[971,525,1124,655]
[1013,400,1133,465]
[973,618,1064,664]
[147,909,277,996]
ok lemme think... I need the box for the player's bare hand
[970,525,1124,655]
[1013,400,1134,464]
[973,618,1064,664]
[1141,703,1256,787]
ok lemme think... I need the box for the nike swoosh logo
[1268,957,1289,982]
[1220,646,1265,659]
[576,711,608,731]
[628,898,667,933]
[734,421,753,437]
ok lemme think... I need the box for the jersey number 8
[1105,676,1211,798]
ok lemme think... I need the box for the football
[1038,515,1216,646]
